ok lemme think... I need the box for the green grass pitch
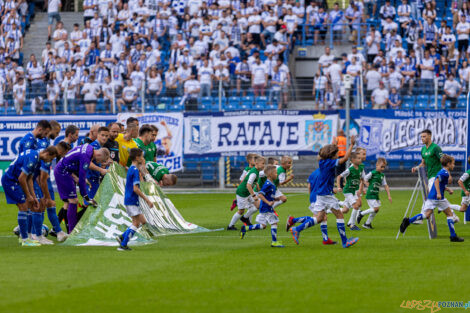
[0,190,469,313]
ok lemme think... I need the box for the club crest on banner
[359,118,382,155]
[305,113,333,152]
[190,118,212,153]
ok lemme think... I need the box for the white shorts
[256,212,279,225]
[367,199,381,209]
[275,189,284,198]
[126,205,142,217]
[461,196,470,206]
[312,195,340,213]
[236,194,255,210]
[422,199,450,214]
[343,193,358,209]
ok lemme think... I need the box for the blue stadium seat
[255,96,268,108]
[458,95,467,108]
[416,95,429,109]
[402,95,415,109]
[240,96,254,109]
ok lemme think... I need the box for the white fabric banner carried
[184,111,339,156]
[117,112,184,172]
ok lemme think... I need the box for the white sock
[243,207,258,218]
[229,212,242,226]
[366,212,377,224]
[450,204,460,213]
[362,208,375,215]
[272,200,283,209]
[348,209,358,225]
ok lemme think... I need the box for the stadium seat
[240,96,254,109]
[255,96,268,109]
[458,95,467,108]
[402,95,415,109]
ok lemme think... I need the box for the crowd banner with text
[117,113,184,172]
[184,111,340,157]
[0,115,116,160]
[340,110,467,161]
[0,115,116,191]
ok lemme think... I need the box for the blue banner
[340,109,467,161]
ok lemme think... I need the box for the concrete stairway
[23,12,83,62]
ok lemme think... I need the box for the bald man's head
[89,125,100,141]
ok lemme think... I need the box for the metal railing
[299,22,373,49]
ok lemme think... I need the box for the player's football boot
[230,199,237,211]
[36,236,54,245]
[117,245,132,251]
[356,211,364,224]
[240,216,252,226]
[56,231,68,242]
[271,241,285,248]
[400,217,410,233]
[227,225,238,231]
[286,216,295,232]
[363,223,374,229]
[290,228,300,245]
[240,225,246,239]
[21,239,41,247]
[322,238,337,245]
[349,225,361,231]
[342,237,359,248]
[450,236,464,242]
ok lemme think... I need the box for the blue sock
[295,216,316,233]
[18,211,28,240]
[320,222,329,241]
[47,207,62,233]
[447,217,456,237]
[336,219,347,245]
[409,213,424,224]
[248,224,261,230]
[27,210,32,234]
[293,216,308,224]
[121,226,137,246]
[271,227,278,241]
[32,212,43,237]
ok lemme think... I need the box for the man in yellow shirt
[116,120,139,167]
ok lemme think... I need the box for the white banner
[117,112,183,172]
[184,111,339,156]
[0,115,115,160]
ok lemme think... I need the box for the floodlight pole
[345,86,350,149]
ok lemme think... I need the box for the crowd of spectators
[1,0,314,114]
[312,0,470,110]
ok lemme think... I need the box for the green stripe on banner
[63,163,219,246]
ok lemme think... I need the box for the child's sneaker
[271,241,285,248]
[363,223,374,229]
[342,237,359,248]
[356,211,364,224]
[21,238,41,247]
[322,238,337,245]
[349,225,361,231]
[240,225,246,239]
[286,215,294,232]
[117,245,132,251]
[290,228,299,245]
[230,199,237,211]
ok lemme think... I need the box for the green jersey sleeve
[146,161,169,182]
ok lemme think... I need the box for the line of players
[4,119,177,247]
[228,131,470,247]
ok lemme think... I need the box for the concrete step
[23,12,84,63]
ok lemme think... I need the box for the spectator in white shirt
[365,64,382,104]
[198,59,213,97]
[118,79,139,110]
[184,73,201,111]
[46,0,62,41]
[82,74,101,113]
[371,81,389,109]
[13,76,26,114]
[442,73,461,108]
[46,80,60,114]
[457,15,470,55]
[251,57,267,96]
[62,70,78,113]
